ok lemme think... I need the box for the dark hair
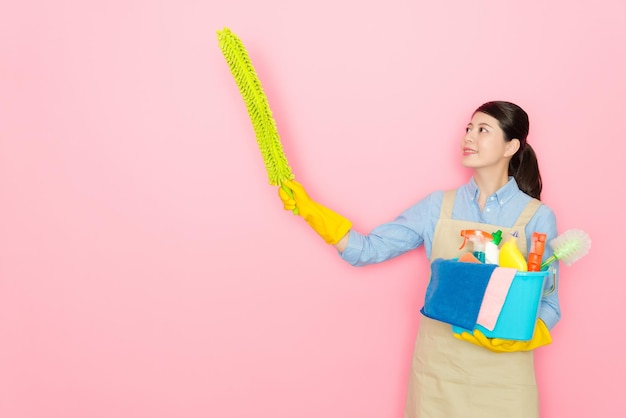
[474,101,542,200]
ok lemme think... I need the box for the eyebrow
[467,122,494,128]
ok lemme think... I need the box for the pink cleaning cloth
[476,267,517,331]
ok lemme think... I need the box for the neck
[473,168,510,209]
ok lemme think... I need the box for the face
[461,112,518,170]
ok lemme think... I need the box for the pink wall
[1,1,624,417]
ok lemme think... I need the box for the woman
[278,101,561,417]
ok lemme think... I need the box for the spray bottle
[499,231,528,271]
[527,232,547,272]
[485,230,503,265]
[459,230,493,263]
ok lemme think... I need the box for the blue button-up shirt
[340,177,561,329]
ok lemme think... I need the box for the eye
[479,127,488,133]
[465,127,471,133]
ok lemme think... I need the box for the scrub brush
[540,229,591,270]
[216,27,298,213]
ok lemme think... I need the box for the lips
[463,147,477,156]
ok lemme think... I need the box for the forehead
[469,111,500,128]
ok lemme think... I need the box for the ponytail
[509,143,542,200]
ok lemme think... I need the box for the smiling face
[461,111,520,171]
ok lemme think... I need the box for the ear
[504,139,521,157]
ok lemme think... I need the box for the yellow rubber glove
[278,179,352,245]
[453,319,552,353]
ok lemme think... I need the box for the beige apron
[404,190,543,418]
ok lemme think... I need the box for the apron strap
[513,198,542,231]
[440,190,456,220]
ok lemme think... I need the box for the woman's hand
[278,179,352,246]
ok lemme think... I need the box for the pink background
[1,1,624,417]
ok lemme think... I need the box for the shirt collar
[466,176,520,206]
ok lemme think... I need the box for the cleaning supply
[527,232,547,272]
[278,179,352,245]
[216,27,298,213]
[451,268,552,340]
[475,266,517,330]
[459,230,492,263]
[485,229,503,265]
[458,252,481,263]
[540,229,591,270]
[499,231,528,271]
[454,318,552,352]
[422,258,497,330]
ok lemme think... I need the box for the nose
[464,129,474,143]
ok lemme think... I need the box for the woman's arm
[278,179,429,266]
[526,205,561,330]
[333,232,350,253]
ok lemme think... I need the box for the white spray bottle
[485,229,503,265]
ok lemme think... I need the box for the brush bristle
[217,27,294,186]
[549,229,591,266]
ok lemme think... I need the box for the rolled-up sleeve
[339,193,440,267]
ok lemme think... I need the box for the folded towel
[475,267,517,331]
[421,258,496,330]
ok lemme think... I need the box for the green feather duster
[217,27,297,212]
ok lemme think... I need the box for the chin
[461,159,476,168]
